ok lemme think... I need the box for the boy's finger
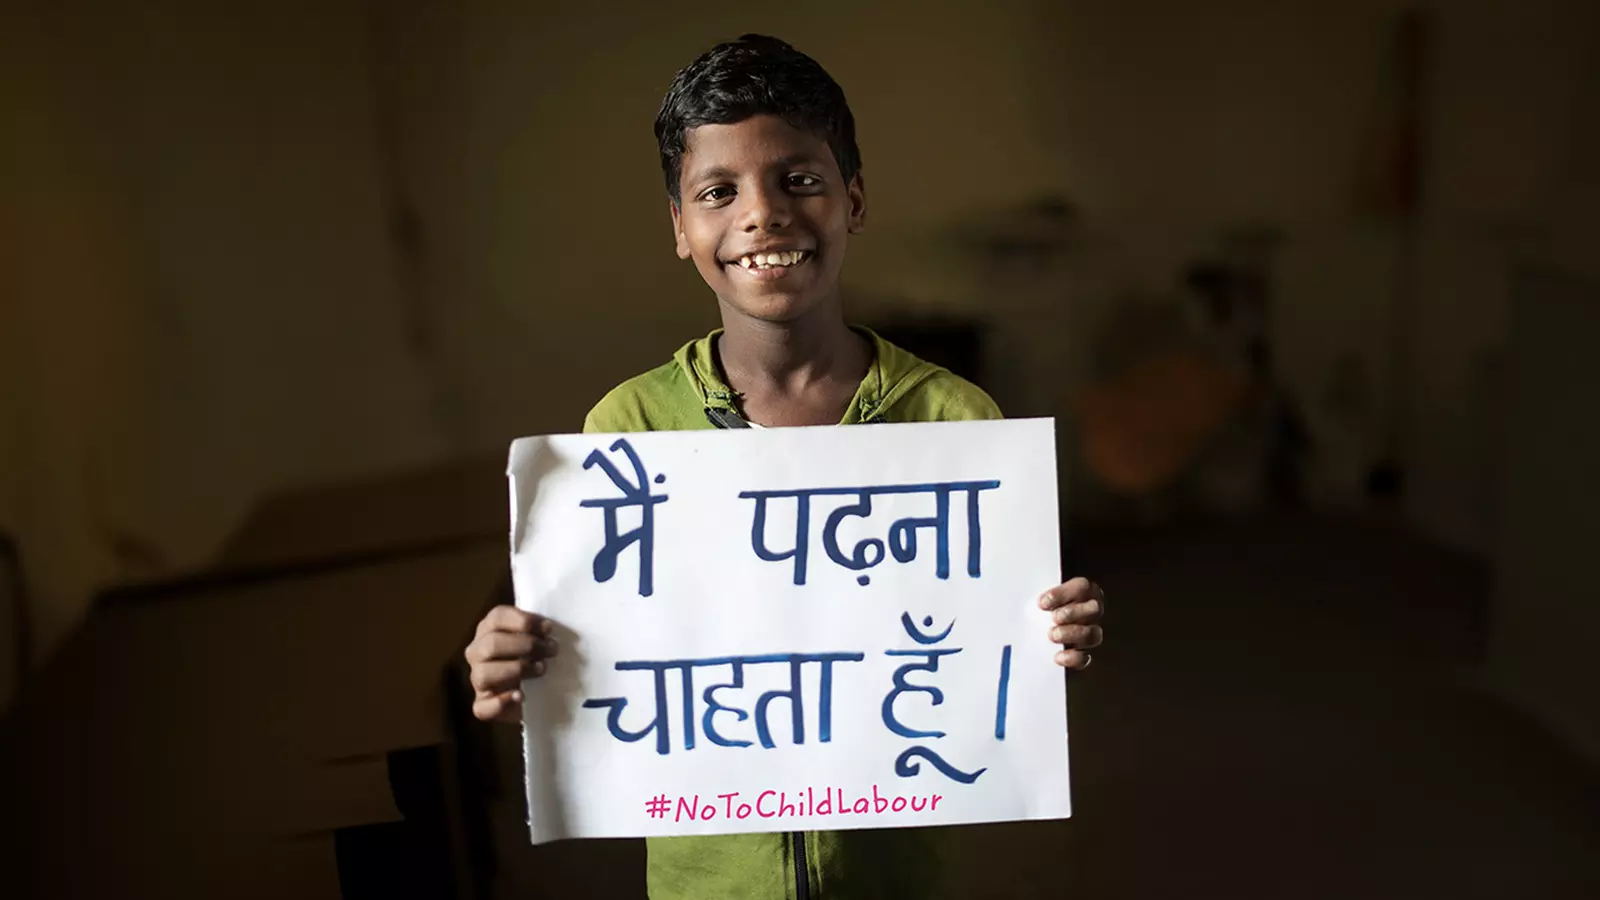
[1052,599,1103,625]
[464,631,538,664]
[1048,624,1103,649]
[1037,578,1096,610]
[469,659,528,694]
[472,689,525,723]
[476,606,553,638]
[476,605,527,637]
[469,645,558,692]
[1055,649,1093,670]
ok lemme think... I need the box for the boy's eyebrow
[687,165,738,186]
[685,154,829,188]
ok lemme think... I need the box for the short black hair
[655,34,862,202]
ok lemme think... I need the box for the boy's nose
[739,185,792,231]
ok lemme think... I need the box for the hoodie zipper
[707,407,810,898]
[792,831,810,900]
[705,407,751,429]
[705,406,884,430]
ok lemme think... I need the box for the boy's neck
[713,305,869,397]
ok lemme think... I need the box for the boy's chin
[719,290,829,325]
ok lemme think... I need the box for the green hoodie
[580,326,1001,900]
[583,326,1001,434]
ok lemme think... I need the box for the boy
[464,34,1106,899]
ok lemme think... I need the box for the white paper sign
[508,418,1070,844]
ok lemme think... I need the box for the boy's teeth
[740,251,805,268]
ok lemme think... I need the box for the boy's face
[670,114,865,324]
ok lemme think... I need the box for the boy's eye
[788,174,822,189]
[699,185,735,203]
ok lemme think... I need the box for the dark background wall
[2,1,1596,896]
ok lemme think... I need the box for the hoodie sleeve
[581,355,711,434]
[937,373,1005,421]
[896,369,1005,423]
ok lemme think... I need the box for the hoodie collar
[674,325,941,426]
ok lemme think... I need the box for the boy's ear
[847,172,867,234]
[669,200,691,259]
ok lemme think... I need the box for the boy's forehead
[681,115,834,177]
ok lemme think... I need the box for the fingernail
[1038,594,1051,609]
[510,690,523,702]
[532,660,546,676]
[538,618,554,635]
[542,638,560,657]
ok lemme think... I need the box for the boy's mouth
[726,249,814,274]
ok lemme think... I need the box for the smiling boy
[464,34,1106,899]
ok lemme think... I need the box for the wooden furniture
[0,459,509,898]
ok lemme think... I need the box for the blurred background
[2,0,1595,897]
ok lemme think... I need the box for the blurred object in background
[1310,349,1381,508]
[949,194,1081,278]
[866,314,989,390]
[0,533,27,716]
[1068,225,1310,519]
[1073,348,1251,499]
[1182,226,1311,513]
[945,193,1084,408]
[1361,7,1430,509]
[1,460,512,898]
[1491,269,1600,766]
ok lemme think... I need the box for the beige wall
[1481,2,1600,765]
[1,0,448,677]
[369,0,1086,450]
[379,0,1595,543]
[371,0,1418,483]
[4,0,1595,688]
[1402,0,1600,551]
[1492,271,1600,766]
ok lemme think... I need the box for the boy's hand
[464,605,559,723]
[1040,577,1105,670]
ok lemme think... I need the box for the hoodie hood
[672,326,945,426]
